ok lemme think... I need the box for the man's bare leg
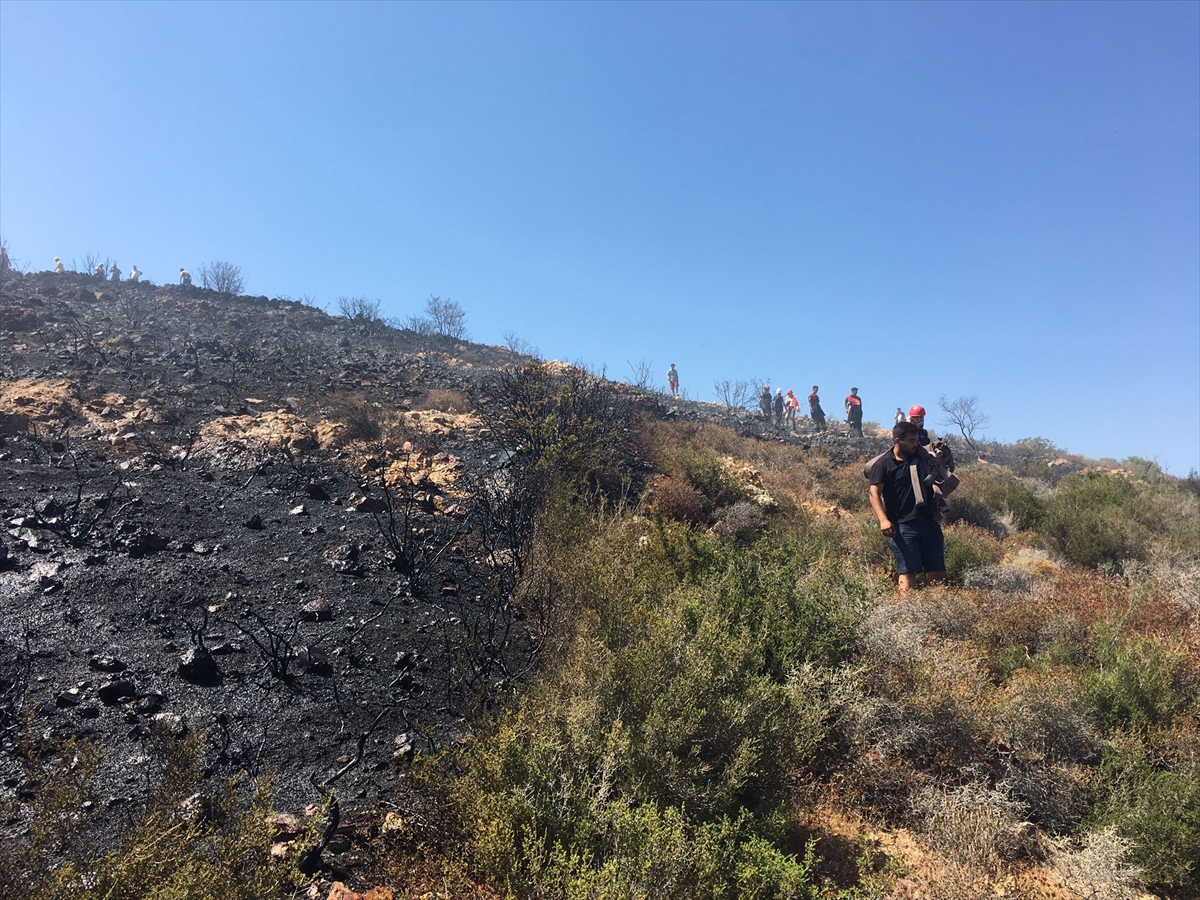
[897,573,916,593]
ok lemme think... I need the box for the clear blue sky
[3,1,1198,474]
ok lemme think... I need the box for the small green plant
[942,523,1004,583]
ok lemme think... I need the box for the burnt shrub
[651,474,707,525]
[322,392,385,445]
[474,361,639,504]
[419,388,471,414]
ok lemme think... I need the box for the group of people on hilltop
[751,383,867,438]
[50,258,190,285]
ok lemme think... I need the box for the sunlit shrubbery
[1035,469,1200,569]
[430,512,872,898]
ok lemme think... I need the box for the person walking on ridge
[808,386,826,431]
[759,384,773,424]
[773,389,784,429]
[54,257,65,274]
[785,389,798,431]
[666,364,679,398]
[868,421,947,593]
[845,387,863,438]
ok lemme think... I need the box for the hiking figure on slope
[894,407,906,425]
[109,264,121,282]
[128,266,142,282]
[759,385,773,424]
[773,389,784,428]
[785,389,799,431]
[845,387,863,439]
[94,263,106,280]
[179,268,192,286]
[666,364,679,398]
[808,386,826,431]
[54,257,65,274]
[867,421,958,593]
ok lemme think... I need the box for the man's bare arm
[869,484,894,537]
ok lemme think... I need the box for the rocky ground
[0,270,990,885]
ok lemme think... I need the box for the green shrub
[1037,471,1153,567]
[1092,748,1200,895]
[436,519,853,898]
[942,523,1004,583]
[1082,630,1189,731]
[675,445,750,511]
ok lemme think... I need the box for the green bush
[942,524,1005,583]
[674,444,750,512]
[1037,471,1153,567]
[1092,748,1200,895]
[435,519,857,898]
[1082,630,1190,731]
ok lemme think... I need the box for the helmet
[909,404,926,418]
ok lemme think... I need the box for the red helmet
[908,404,926,418]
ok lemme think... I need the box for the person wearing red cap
[907,404,954,471]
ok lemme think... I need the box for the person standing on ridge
[759,384,773,424]
[845,387,863,438]
[785,389,798,431]
[867,421,947,593]
[94,263,106,280]
[773,389,784,429]
[128,266,142,282]
[666,364,679,398]
[109,264,121,282]
[808,385,826,431]
[179,268,192,286]
[54,257,65,273]
[894,407,906,425]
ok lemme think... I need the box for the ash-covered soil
[0,273,541,843]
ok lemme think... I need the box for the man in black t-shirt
[867,421,945,592]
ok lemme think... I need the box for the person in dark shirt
[845,387,863,438]
[808,386,826,431]
[867,421,945,592]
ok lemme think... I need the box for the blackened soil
[0,272,535,850]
